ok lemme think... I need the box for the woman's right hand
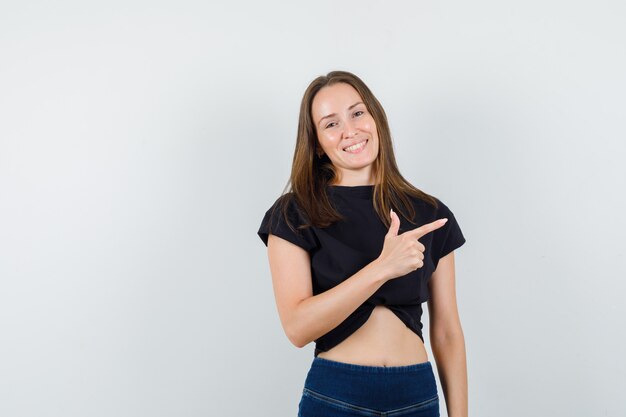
[376,208,448,281]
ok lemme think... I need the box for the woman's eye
[325,122,336,129]
[354,110,364,117]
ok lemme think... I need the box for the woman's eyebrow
[318,101,364,126]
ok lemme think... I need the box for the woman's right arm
[265,210,446,348]
[266,233,390,348]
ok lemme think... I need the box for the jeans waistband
[312,356,433,374]
[303,356,438,411]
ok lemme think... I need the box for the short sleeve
[431,197,466,268]
[257,194,318,252]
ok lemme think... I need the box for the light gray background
[1,1,625,416]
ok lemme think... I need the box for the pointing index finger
[404,218,448,239]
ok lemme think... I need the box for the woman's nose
[343,120,359,138]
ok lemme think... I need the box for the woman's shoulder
[267,191,304,216]
[258,191,317,251]
[262,191,313,229]
[404,188,439,210]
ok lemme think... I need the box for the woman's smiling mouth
[343,139,368,154]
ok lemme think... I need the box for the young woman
[258,71,468,417]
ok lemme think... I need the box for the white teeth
[343,140,367,152]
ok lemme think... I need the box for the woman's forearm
[431,332,468,417]
[289,259,390,348]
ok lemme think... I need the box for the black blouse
[257,185,466,357]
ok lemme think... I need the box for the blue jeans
[298,357,440,417]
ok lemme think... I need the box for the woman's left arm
[427,251,468,417]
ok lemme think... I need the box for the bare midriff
[316,305,429,367]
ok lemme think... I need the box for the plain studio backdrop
[1,1,625,416]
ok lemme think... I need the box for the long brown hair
[275,70,439,234]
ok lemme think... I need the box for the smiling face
[311,82,380,186]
